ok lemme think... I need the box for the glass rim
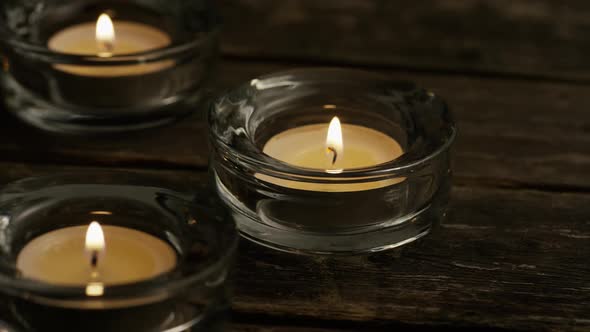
[0,25,219,65]
[209,67,457,180]
[0,172,238,308]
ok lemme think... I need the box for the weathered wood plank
[0,108,210,169]
[1,60,589,189]
[0,163,587,331]
[0,162,208,189]
[231,318,507,332]
[232,185,590,332]
[219,0,590,80]
[232,323,508,332]
[232,325,344,332]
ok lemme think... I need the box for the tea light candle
[47,13,172,76]
[16,222,177,288]
[261,115,405,192]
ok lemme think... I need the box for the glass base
[0,173,237,331]
[215,173,445,255]
[6,301,227,332]
[209,68,455,255]
[1,74,205,135]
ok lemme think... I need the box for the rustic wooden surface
[1,60,589,190]
[1,1,590,331]
[219,0,590,81]
[1,162,588,331]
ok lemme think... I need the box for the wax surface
[48,21,173,76]
[260,123,405,192]
[16,225,177,285]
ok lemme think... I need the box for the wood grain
[233,325,346,332]
[1,163,588,331]
[0,3,588,330]
[219,0,590,80]
[1,60,589,190]
[232,323,510,332]
[233,185,590,331]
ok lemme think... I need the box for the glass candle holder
[0,173,237,332]
[209,68,456,255]
[0,0,219,134]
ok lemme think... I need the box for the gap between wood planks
[220,54,590,87]
[453,177,590,195]
[231,311,515,332]
[1,159,589,196]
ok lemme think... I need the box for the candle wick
[90,250,99,268]
[103,41,113,52]
[327,146,338,165]
[97,41,114,58]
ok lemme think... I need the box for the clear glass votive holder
[0,0,219,134]
[209,68,456,255]
[0,173,237,331]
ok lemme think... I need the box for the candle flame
[85,221,105,252]
[326,116,343,172]
[96,13,115,57]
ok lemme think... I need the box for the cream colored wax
[47,14,172,76]
[261,119,405,192]
[16,225,177,286]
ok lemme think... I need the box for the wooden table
[1,1,588,331]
